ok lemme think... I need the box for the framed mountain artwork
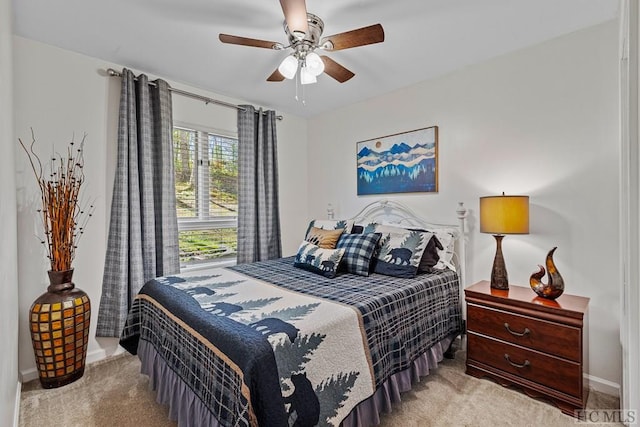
[356,126,438,195]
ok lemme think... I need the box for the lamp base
[491,235,509,290]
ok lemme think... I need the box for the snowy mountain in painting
[357,141,436,195]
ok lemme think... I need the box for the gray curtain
[96,69,180,337]
[237,105,282,263]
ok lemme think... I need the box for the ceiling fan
[218,0,385,84]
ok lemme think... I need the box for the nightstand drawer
[467,303,581,362]
[467,332,582,398]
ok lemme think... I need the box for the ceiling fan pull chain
[295,67,300,102]
[302,80,306,106]
[296,67,306,105]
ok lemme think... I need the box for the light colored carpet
[20,348,619,427]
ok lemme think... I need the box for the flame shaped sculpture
[529,247,565,300]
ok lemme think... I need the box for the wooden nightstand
[465,280,589,416]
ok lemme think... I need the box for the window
[173,126,238,269]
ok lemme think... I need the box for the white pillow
[430,228,457,271]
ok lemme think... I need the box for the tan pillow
[305,226,344,249]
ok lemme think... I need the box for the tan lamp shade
[480,195,529,235]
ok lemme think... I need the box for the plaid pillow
[336,233,382,276]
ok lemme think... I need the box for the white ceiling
[13,0,619,118]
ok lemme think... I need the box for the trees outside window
[173,126,238,268]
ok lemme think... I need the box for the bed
[120,200,468,427]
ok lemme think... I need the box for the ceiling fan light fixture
[305,52,325,76]
[278,55,298,79]
[220,2,386,86]
[300,67,317,85]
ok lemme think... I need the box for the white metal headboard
[345,199,468,290]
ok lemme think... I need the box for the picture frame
[356,126,438,195]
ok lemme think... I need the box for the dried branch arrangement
[19,130,95,272]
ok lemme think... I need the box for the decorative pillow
[418,235,443,273]
[361,223,378,234]
[307,219,355,234]
[372,224,432,278]
[379,222,457,271]
[293,241,345,278]
[336,232,382,276]
[429,228,457,271]
[305,226,344,249]
[351,224,364,234]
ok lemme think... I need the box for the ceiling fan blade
[321,24,384,51]
[219,34,281,49]
[320,56,355,83]
[267,69,285,82]
[279,0,309,37]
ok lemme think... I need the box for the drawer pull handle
[504,323,530,337]
[504,354,530,369]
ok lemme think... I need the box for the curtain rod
[106,68,283,121]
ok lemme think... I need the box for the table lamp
[479,193,529,290]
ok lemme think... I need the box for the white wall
[13,36,308,379]
[1,0,19,424]
[307,21,620,391]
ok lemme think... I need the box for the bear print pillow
[372,224,432,278]
[293,241,346,278]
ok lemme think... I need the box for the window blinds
[173,126,238,265]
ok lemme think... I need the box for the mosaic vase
[29,269,91,389]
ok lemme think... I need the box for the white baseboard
[13,380,20,427]
[19,347,122,383]
[587,373,621,398]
